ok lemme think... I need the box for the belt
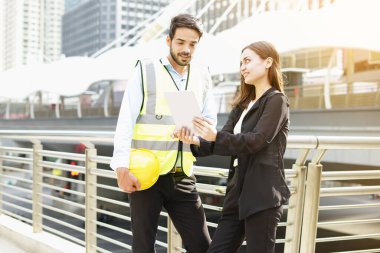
[169,167,183,173]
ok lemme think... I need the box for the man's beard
[170,47,191,67]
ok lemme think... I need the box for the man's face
[166,27,200,66]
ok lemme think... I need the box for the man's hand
[173,127,200,146]
[116,167,141,193]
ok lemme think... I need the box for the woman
[177,41,291,253]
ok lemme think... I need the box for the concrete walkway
[0,215,84,253]
[0,235,29,253]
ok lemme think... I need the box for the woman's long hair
[232,41,284,109]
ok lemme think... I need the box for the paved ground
[0,236,29,253]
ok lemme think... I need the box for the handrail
[1,133,380,253]
[0,130,114,137]
[2,130,380,150]
[317,136,380,149]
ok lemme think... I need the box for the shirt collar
[160,57,172,67]
[160,57,188,78]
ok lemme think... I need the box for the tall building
[0,0,64,72]
[65,0,84,12]
[45,0,65,63]
[0,1,4,72]
[62,0,172,57]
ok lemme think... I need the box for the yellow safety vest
[131,59,209,176]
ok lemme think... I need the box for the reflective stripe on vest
[131,139,192,152]
[131,59,207,176]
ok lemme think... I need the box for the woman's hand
[173,127,200,146]
[193,117,217,142]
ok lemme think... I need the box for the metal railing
[1,131,380,252]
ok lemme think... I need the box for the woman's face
[240,48,268,85]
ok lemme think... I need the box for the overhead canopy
[217,0,380,53]
[0,33,240,100]
[0,57,102,100]
[95,32,241,79]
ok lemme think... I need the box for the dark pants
[129,172,211,253]
[207,179,283,253]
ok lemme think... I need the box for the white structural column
[323,48,338,109]
[85,147,97,253]
[32,141,43,233]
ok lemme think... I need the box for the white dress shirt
[233,100,255,134]
[233,100,255,167]
[110,57,217,170]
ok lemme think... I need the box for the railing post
[299,149,326,253]
[284,164,307,253]
[167,216,182,253]
[284,149,310,253]
[32,141,43,233]
[85,147,97,253]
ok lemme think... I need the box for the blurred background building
[64,0,83,12]
[1,0,379,114]
[0,0,64,72]
[0,0,337,71]
[192,0,335,34]
[61,0,173,57]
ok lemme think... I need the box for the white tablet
[164,91,202,133]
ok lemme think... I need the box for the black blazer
[192,87,291,219]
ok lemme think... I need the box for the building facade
[65,0,84,12]
[62,0,172,57]
[0,0,64,72]
[45,0,65,63]
[193,0,335,34]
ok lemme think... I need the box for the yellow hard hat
[129,149,160,190]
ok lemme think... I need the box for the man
[110,14,216,253]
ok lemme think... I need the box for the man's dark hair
[169,14,203,40]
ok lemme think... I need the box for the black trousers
[129,172,211,253]
[207,179,283,253]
